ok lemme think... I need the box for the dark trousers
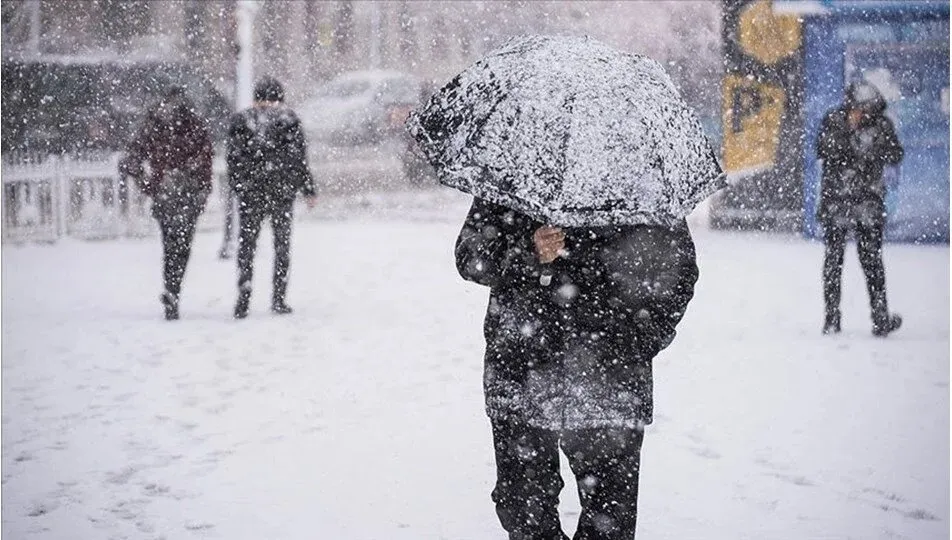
[491,419,644,540]
[236,197,294,304]
[220,184,237,252]
[822,222,889,325]
[154,185,207,298]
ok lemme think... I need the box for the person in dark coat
[456,197,698,540]
[119,86,212,321]
[227,77,317,319]
[816,81,904,336]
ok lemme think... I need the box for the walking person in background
[227,76,317,319]
[816,81,904,337]
[119,86,212,321]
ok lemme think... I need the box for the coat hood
[845,81,887,117]
[254,77,285,103]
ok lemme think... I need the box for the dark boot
[160,291,179,321]
[271,301,293,315]
[822,311,841,335]
[873,313,902,337]
[234,290,251,320]
[869,300,900,337]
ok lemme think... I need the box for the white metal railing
[1,152,229,244]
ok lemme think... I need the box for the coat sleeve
[197,123,213,190]
[225,113,246,193]
[455,198,543,289]
[634,221,699,358]
[119,118,154,196]
[879,117,904,166]
[816,113,837,163]
[288,117,317,197]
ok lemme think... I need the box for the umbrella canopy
[407,35,726,227]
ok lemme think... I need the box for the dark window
[97,0,150,48]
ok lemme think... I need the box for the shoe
[234,292,250,320]
[160,291,179,321]
[822,313,841,335]
[271,302,293,315]
[873,313,902,337]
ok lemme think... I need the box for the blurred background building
[0,0,723,242]
[1,0,722,113]
[715,0,948,242]
[6,0,944,243]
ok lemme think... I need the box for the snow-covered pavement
[2,191,948,539]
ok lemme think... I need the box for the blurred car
[298,69,423,147]
[1,58,232,156]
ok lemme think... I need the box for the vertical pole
[54,156,67,240]
[27,0,41,56]
[235,0,261,111]
[369,2,381,68]
[112,156,123,238]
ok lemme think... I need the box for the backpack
[228,106,301,199]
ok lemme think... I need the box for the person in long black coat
[456,197,698,540]
[120,86,212,321]
[227,77,317,319]
[816,81,903,336]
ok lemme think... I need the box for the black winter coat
[227,104,317,204]
[816,85,903,227]
[120,98,212,198]
[456,198,698,430]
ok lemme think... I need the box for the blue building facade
[778,0,950,243]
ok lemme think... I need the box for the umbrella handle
[539,269,553,286]
[538,247,568,286]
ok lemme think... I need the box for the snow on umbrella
[406,34,726,227]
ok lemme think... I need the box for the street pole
[221,0,260,258]
[235,0,261,110]
[369,1,381,68]
[27,0,41,56]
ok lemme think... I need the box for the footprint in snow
[860,488,938,521]
[753,456,789,472]
[142,483,170,497]
[105,465,140,485]
[902,508,939,521]
[863,487,906,503]
[767,471,814,487]
[185,521,215,531]
[27,500,57,517]
[689,446,721,459]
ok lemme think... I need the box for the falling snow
[1,1,948,540]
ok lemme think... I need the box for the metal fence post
[54,155,67,239]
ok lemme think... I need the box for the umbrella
[406,35,726,227]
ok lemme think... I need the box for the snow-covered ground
[2,189,948,540]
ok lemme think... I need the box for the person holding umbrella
[408,36,725,539]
